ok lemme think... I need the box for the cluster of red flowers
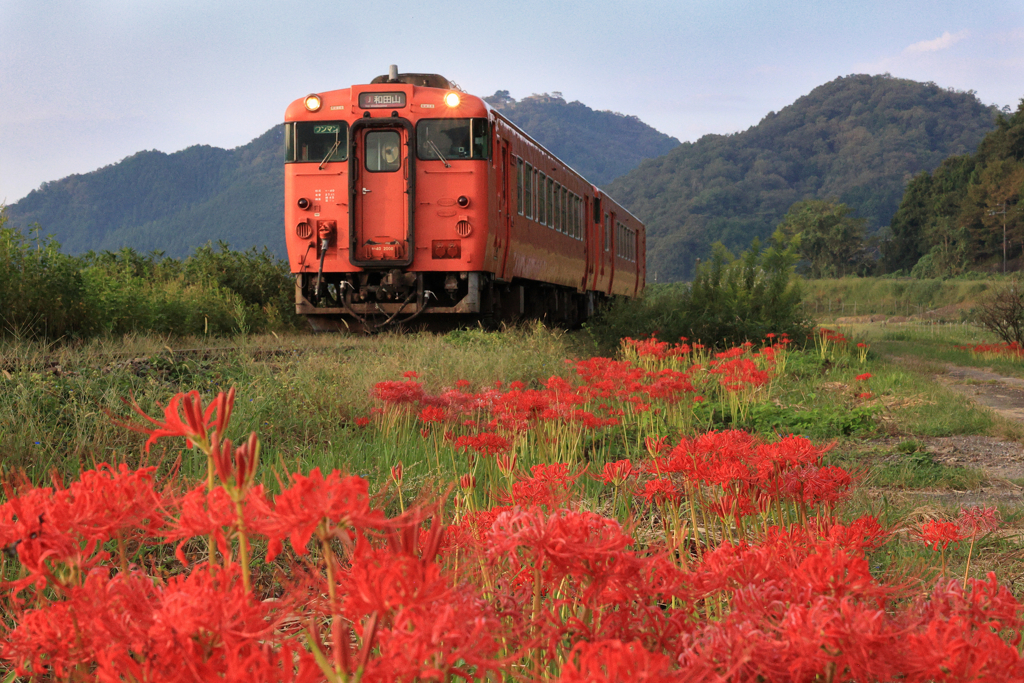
[2,368,1022,680]
[956,341,1024,359]
[362,338,787,476]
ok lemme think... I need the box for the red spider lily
[637,478,681,506]
[901,573,1024,681]
[957,506,1001,536]
[820,515,889,552]
[403,370,419,378]
[353,416,370,427]
[162,483,262,565]
[855,372,872,381]
[645,436,671,457]
[495,452,518,477]
[0,485,94,589]
[485,507,639,600]
[600,459,638,487]
[459,474,477,490]
[213,431,260,494]
[453,432,512,456]
[3,563,286,682]
[418,405,448,423]
[372,379,425,405]
[258,468,384,562]
[708,493,758,521]
[781,465,853,507]
[917,520,967,551]
[858,391,873,399]
[117,388,235,452]
[956,341,1024,358]
[554,639,676,682]
[391,462,404,484]
[502,463,581,507]
[49,464,163,545]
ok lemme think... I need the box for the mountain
[5,94,677,258]
[483,91,680,186]
[883,98,1024,275]
[606,74,1002,281]
[8,128,284,257]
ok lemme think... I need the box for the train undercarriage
[296,270,596,333]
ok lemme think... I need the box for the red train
[283,67,645,331]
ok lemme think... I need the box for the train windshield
[285,121,349,163]
[416,119,489,160]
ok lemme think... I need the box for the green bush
[0,208,299,340]
[0,209,90,338]
[587,240,812,351]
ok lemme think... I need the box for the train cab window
[285,121,349,163]
[517,159,524,215]
[416,119,490,160]
[524,164,534,219]
[364,130,402,172]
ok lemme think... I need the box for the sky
[1,0,1022,205]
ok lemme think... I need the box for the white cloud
[904,30,969,54]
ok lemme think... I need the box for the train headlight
[444,92,461,108]
[304,94,322,112]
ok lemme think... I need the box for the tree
[978,279,1024,345]
[773,199,868,278]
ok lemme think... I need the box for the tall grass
[0,209,298,340]
[802,276,1004,321]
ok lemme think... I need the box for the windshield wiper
[319,138,342,170]
[427,139,450,168]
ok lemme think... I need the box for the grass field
[2,322,1023,680]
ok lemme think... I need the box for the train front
[283,68,492,331]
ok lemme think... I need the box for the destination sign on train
[358,92,407,109]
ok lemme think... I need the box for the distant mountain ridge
[5,95,677,258]
[9,128,283,257]
[607,74,1001,281]
[483,91,680,186]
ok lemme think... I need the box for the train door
[605,212,616,295]
[349,120,415,266]
[587,197,601,292]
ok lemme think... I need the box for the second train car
[283,66,645,331]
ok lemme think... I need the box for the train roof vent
[371,72,452,89]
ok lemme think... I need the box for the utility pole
[989,202,1009,274]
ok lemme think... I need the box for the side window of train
[556,186,563,233]
[604,214,611,252]
[517,159,524,215]
[538,173,547,226]
[547,178,555,229]
[562,188,568,234]
[573,196,580,239]
[524,164,533,219]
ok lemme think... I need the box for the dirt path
[925,364,1024,485]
